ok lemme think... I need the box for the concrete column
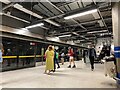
[112,2,120,84]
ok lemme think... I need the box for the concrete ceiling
[1,0,112,45]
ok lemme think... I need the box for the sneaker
[53,70,55,72]
[67,65,71,68]
[72,65,76,68]
[51,70,55,72]
[57,66,60,69]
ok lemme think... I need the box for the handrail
[2,55,43,59]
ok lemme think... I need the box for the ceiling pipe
[50,26,112,36]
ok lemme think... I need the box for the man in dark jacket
[88,45,97,71]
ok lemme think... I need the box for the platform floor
[0,61,117,88]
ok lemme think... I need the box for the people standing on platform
[83,49,88,63]
[76,49,79,61]
[44,45,54,75]
[0,43,4,55]
[6,49,12,66]
[26,47,33,65]
[88,45,97,71]
[105,45,111,56]
[53,49,60,72]
[68,47,76,68]
[61,51,65,65]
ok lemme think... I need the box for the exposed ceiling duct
[0,12,30,23]
[13,3,61,27]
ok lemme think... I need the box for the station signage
[114,46,120,58]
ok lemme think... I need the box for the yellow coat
[45,50,54,70]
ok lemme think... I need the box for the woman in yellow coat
[44,45,54,74]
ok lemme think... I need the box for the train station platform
[0,61,117,88]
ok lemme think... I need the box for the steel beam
[2,3,15,11]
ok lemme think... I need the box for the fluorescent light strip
[39,26,49,30]
[58,34,71,37]
[87,30,108,34]
[64,9,97,20]
[26,23,44,29]
[2,13,30,23]
[0,12,3,15]
[72,32,79,36]
[44,19,60,27]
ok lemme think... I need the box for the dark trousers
[89,56,94,69]
[54,59,60,70]
[83,56,86,63]
[7,59,11,66]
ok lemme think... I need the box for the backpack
[56,52,59,59]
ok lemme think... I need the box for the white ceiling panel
[38,3,54,16]
[64,5,71,11]
[82,0,93,7]
[59,6,68,12]
[69,2,79,10]
[78,1,84,8]
[101,11,111,17]
[42,2,61,15]
[64,19,76,25]
[74,14,95,22]
[34,5,51,17]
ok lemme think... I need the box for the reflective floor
[0,61,117,88]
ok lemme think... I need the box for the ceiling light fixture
[64,9,97,20]
[25,23,44,29]
[87,30,108,34]
[44,19,60,27]
[72,32,79,36]
[58,34,71,37]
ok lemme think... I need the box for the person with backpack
[53,49,60,72]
